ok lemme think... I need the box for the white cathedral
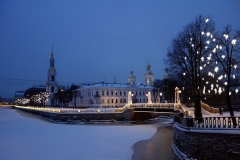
[73,63,155,108]
[45,46,58,106]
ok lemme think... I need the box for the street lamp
[160,92,162,103]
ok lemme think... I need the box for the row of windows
[77,90,150,97]
[76,98,147,104]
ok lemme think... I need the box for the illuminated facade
[73,64,155,108]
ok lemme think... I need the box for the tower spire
[51,42,54,56]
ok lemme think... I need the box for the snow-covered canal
[0,107,157,160]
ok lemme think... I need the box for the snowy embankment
[0,107,157,160]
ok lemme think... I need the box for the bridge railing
[174,115,240,129]
[129,103,175,108]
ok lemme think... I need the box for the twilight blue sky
[0,0,240,98]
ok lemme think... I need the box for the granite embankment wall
[15,107,175,122]
[16,107,134,121]
[173,123,240,160]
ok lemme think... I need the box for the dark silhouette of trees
[54,84,79,107]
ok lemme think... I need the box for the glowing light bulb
[201,31,205,35]
[206,32,210,36]
[205,19,209,23]
[234,64,237,69]
[232,39,236,45]
[224,82,228,85]
[236,88,239,93]
[213,48,216,53]
[225,34,229,39]
[222,55,225,59]
[214,67,219,72]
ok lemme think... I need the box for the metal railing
[129,103,175,108]
[175,115,240,129]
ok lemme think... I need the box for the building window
[111,91,113,96]
[51,86,54,92]
[102,91,104,96]
[107,91,109,96]
[107,99,109,103]
[51,76,54,81]
[112,99,113,103]
[143,99,145,103]
[116,99,118,103]
[140,92,141,96]
[140,99,141,102]
[124,91,126,96]
[120,91,122,96]
[115,91,117,96]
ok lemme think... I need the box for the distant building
[73,63,155,108]
[24,85,45,99]
[46,45,58,106]
[14,91,25,101]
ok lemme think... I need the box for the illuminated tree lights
[167,15,240,120]
[16,92,50,106]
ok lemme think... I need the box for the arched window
[51,76,54,81]
[51,86,54,92]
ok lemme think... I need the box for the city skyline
[1,0,240,98]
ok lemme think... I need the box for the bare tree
[166,15,216,118]
[212,25,240,125]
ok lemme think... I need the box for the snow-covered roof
[76,82,154,90]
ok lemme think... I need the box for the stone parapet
[173,123,240,160]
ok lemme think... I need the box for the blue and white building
[73,63,155,108]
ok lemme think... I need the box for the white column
[128,91,132,104]
[146,91,152,104]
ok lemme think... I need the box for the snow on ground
[181,104,240,118]
[203,110,240,117]
[0,107,157,160]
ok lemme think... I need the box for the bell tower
[128,68,136,85]
[46,44,58,106]
[144,62,154,86]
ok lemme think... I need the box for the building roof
[14,91,25,98]
[76,82,154,90]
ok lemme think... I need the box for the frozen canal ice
[0,107,157,160]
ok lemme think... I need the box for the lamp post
[160,92,162,103]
